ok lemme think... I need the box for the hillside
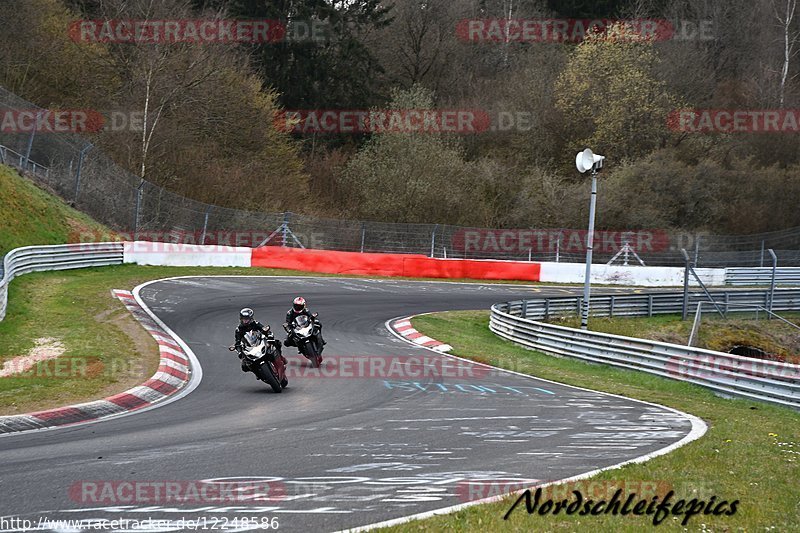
[0,164,112,257]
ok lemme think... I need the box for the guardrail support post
[544,299,550,320]
[522,300,528,318]
[648,294,653,317]
[360,223,366,253]
[430,225,438,258]
[681,249,690,320]
[610,295,615,317]
[768,249,778,318]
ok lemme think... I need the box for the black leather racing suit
[284,309,325,347]
[235,321,282,371]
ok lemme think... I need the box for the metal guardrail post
[360,223,366,253]
[682,249,690,320]
[648,294,653,317]
[544,299,550,320]
[610,295,615,317]
[522,300,528,318]
[768,249,778,317]
[430,224,438,258]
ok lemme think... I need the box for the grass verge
[382,311,800,532]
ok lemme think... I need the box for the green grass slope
[0,164,112,256]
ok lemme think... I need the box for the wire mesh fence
[2,84,799,267]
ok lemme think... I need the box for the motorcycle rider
[283,297,326,351]
[234,308,287,374]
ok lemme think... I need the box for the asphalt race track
[0,277,701,532]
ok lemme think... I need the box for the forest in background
[1,0,799,234]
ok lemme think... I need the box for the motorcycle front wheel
[307,341,322,368]
[257,362,283,393]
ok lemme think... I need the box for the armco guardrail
[504,289,800,321]
[490,304,800,409]
[726,267,800,286]
[0,243,123,321]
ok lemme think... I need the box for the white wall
[538,262,725,287]
[123,242,251,267]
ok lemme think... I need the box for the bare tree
[774,0,798,106]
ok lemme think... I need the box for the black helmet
[292,296,306,312]
[239,307,254,325]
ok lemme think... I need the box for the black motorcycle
[284,314,323,368]
[229,330,287,393]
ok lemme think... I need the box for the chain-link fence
[2,85,799,267]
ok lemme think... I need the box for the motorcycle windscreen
[243,330,262,347]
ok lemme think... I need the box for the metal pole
[73,144,91,202]
[681,248,690,320]
[281,212,289,247]
[580,169,598,330]
[360,223,366,253]
[528,248,532,262]
[688,302,703,346]
[760,240,765,267]
[768,249,777,317]
[430,224,438,258]
[200,206,211,245]
[556,234,561,263]
[693,235,700,266]
[23,111,41,170]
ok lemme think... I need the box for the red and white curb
[390,318,452,353]
[0,289,193,435]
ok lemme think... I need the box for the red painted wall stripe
[251,247,541,281]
